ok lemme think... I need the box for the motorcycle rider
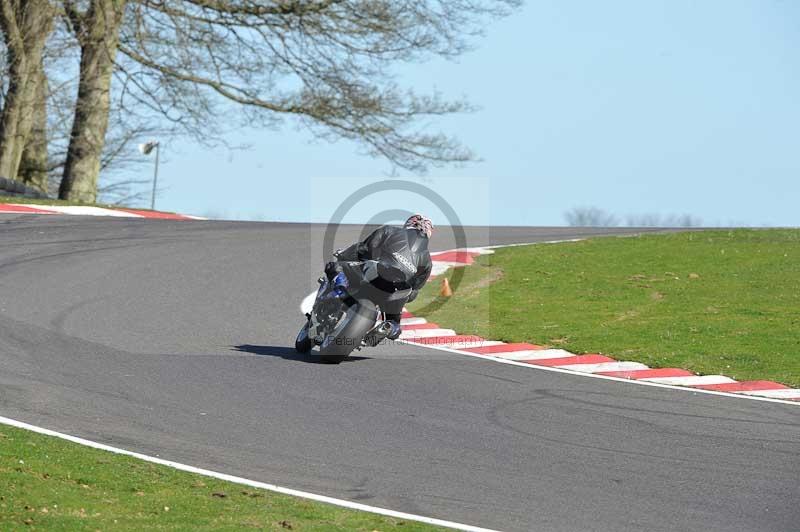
[325,214,433,341]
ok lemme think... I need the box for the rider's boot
[384,313,403,340]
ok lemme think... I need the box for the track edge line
[0,415,501,532]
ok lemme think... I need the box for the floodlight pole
[150,142,160,210]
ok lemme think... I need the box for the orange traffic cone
[440,278,453,297]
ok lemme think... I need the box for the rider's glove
[324,261,338,281]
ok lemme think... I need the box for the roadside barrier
[0,176,49,199]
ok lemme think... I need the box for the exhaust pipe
[362,320,394,347]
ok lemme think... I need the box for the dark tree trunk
[18,61,49,192]
[59,0,127,202]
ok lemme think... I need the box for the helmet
[404,214,433,238]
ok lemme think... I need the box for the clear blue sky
[144,0,799,227]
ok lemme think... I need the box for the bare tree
[59,0,127,201]
[46,63,163,202]
[47,97,161,203]
[2,13,154,201]
[57,0,519,202]
[17,57,49,190]
[0,5,165,201]
[564,206,620,227]
[565,206,703,228]
[93,108,162,204]
[0,0,56,189]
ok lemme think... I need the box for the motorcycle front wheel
[295,320,313,354]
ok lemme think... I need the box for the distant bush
[565,206,702,227]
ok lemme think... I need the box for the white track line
[400,328,456,339]
[483,238,586,250]
[514,348,574,360]
[490,350,569,361]
[431,262,466,275]
[400,317,428,326]
[431,247,495,256]
[396,339,799,407]
[640,375,736,386]
[556,361,649,373]
[0,415,499,532]
[738,389,800,399]
[410,340,506,350]
[37,205,143,217]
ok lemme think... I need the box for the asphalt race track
[1,215,798,532]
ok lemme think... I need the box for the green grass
[409,229,800,387]
[0,424,446,531]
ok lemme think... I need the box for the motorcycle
[295,258,413,363]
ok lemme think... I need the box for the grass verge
[0,424,446,531]
[409,229,800,387]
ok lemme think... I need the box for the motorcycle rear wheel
[319,300,377,363]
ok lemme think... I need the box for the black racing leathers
[334,226,432,316]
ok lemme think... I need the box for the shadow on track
[232,344,370,363]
